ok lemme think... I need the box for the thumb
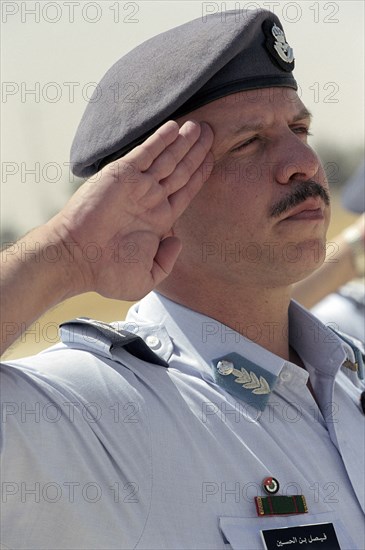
[151,236,182,285]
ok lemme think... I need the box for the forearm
[0,225,81,356]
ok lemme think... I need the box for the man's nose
[274,134,320,185]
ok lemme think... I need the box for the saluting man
[1,8,364,550]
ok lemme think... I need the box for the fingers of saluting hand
[129,119,214,182]
[159,122,214,196]
[147,120,211,182]
[167,146,214,219]
[127,120,180,172]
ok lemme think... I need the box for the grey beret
[71,9,297,178]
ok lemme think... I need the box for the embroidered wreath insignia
[232,367,270,395]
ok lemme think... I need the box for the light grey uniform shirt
[1,292,364,549]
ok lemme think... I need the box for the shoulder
[0,336,157,461]
[1,315,175,412]
[1,344,144,410]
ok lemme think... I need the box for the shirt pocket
[219,511,357,549]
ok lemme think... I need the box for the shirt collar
[124,292,363,416]
[126,291,352,380]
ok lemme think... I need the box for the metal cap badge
[263,19,295,71]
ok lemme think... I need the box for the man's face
[172,87,331,287]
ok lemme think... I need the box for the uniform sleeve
[0,346,154,549]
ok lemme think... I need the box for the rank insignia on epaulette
[212,352,278,411]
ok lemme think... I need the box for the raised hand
[1,120,214,353]
[48,120,214,300]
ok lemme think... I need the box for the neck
[158,272,294,361]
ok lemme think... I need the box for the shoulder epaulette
[330,327,364,380]
[59,317,168,367]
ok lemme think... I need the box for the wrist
[30,223,89,302]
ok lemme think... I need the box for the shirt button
[146,335,161,350]
[280,369,291,382]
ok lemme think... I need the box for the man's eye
[231,137,257,152]
[292,126,312,136]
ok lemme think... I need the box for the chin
[293,262,324,283]
[281,237,327,280]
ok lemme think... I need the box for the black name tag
[261,522,341,549]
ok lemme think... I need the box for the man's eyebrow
[292,107,313,123]
[231,107,313,136]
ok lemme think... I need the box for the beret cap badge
[262,19,295,72]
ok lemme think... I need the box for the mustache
[270,180,330,218]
